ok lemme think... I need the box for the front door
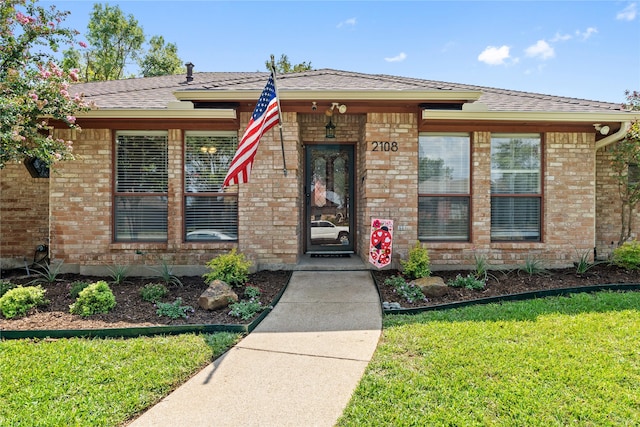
[305,144,355,253]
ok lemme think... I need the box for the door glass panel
[306,145,353,252]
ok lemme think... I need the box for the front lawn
[338,291,640,426]
[0,333,241,426]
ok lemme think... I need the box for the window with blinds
[418,133,470,241]
[114,131,168,242]
[490,134,541,241]
[184,131,239,241]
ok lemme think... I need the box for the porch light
[325,117,336,138]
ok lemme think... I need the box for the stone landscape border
[0,273,292,340]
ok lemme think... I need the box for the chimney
[185,62,194,83]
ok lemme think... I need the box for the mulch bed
[2,263,640,331]
[0,270,291,331]
[373,263,640,309]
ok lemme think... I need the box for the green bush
[448,273,486,290]
[69,281,91,299]
[612,240,640,269]
[69,281,116,317]
[401,242,431,280]
[228,300,264,320]
[140,283,169,303]
[156,297,193,319]
[384,275,426,304]
[203,248,251,287]
[0,286,48,319]
[0,280,16,298]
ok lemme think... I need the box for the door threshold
[307,252,353,257]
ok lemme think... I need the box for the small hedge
[0,285,48,319]
[70,281,116,317]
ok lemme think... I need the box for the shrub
[518,256,548,276]
[0,286,48,319]
[228,300,264,320]
[384,275,426,304]
[107,265,129,285]
[156,297,194,319]
[0,280,16,298]
[203,249,251,287]
[69,281,91,299]
[244,285,261,300]
[149,260,182,287]
[69,281,116,317]
[401,242,431,280]
[448,273,486,290]
[29,262,64,284]
[140,283,169,303]
[612,240,640,269]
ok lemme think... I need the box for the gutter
[595,121,632,150]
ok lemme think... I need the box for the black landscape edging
[0,272,292,340]
[380,283,640,315]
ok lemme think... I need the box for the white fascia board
[422,110,640,122]
[77,108,237,119]
[173,90,484,102]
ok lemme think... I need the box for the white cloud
[384,52,407,63]
[576,27,598,40]
[337,18,357,28]
[617,3,637,21]
[525,40,555,60]
[477,45,511,65]
[550,32,572,42]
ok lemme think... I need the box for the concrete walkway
[129,263,382,426]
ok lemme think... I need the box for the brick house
[1,69,638,274]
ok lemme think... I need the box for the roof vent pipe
[185,62,194,83]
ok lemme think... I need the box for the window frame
[418,132,472,242]
[112,130,169,243]
[490,133,543,242]
[183,130,239,243]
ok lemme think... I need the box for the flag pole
[270,54,287,177]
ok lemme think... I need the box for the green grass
[338,291,640,426]
[0,332,241,426]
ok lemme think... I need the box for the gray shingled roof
[73,68,626,113]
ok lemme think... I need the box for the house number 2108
[371,141,398,152]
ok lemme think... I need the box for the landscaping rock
[411,276,448,297]
[198,280,238,310]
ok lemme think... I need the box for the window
[490,134,541,241]
[114,131,168,242]
[418,133,470,241]
[184,131,238,241]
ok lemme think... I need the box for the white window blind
[490,134,541,241]
[184,131,239,241]
[114,131,168,242]
[418,133,470,241]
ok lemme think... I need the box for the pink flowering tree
[0,0,90,168]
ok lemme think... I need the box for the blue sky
[45,1,639,103]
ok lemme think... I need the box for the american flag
[223,73,280,187]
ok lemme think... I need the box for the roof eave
[173,89,484,103]
[422,110,640,122]
[77,107,236,119]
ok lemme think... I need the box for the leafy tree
[64,3,144,81]
[266,54,313,73]
[0,0,89,168]
[138,35,183,77]
[611,90,640,244]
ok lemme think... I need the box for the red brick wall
[0,162,49,269]
[2,116,613,274]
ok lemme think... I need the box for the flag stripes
[223,74,279,187]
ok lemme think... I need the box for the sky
[42,0,640,104]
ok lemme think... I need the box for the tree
[0,0,89,168]
[64,3,144,81]
[611,90,640,244]
[138,35,183,77]
[266,54,313,73]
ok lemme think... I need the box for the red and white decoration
[369,218,393,268]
